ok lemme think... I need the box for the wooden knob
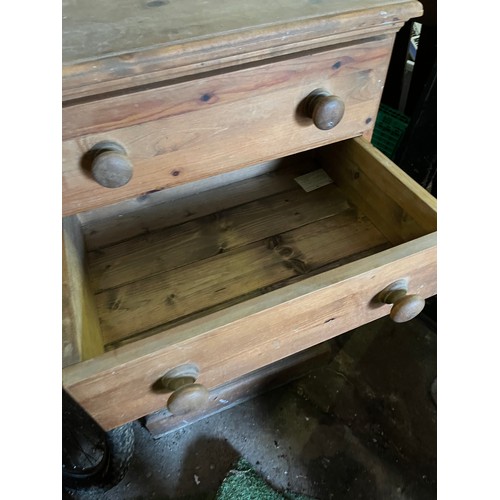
[305,89,345,130]
[167,383,210,416]
[90,141,133,188]
[161,364,199,391]
[378,279,425,323]
[160,364,209,415]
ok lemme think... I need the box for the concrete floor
[69,313,436,500]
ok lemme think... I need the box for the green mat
[215,458,316,500]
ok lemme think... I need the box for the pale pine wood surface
[63,39,392,141]
[62,38,394,215]
[63,0,416,63]
[87,183,351,291]
[96,209,388,345]
[61,1,432,430]
[80,161,389,345]
[63,232,436,430]
[83,138,437,347]
[62,136,437,429]
[62,217,104,368]
[62,0,422,100]
[319,137,437,244]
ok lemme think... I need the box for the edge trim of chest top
[62,1,423,101]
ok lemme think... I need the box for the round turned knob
[161,364,200,391]
[305,89,345,130]
[167,383,210,416]
[90,141,133,188]
[160,364,209,416]
[378,280,425,323]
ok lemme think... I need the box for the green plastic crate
[371,103,410,160]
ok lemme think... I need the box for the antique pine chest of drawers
[62,0,435,431]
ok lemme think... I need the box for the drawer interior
[62,137,437,367]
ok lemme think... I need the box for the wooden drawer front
[63,36,394,215]
[62,138,437,430]
[64,237,435,431]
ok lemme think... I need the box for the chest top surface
[62,0,422,100]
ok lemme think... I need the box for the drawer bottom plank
[96,208,389,345]
[88,181,352,291]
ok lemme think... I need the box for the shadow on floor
[67,315,436,500]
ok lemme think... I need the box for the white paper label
[294,169,333,192]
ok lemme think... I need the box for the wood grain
[79,158,293,251]
[87,182,350,291]
[63,232,436,430]
[319,136,437,244]
[63,137,437,429]
[145,341,332,437]
[61,0,431,433]
[62,0,422,100]
[95,209,388,345]
[63,38,395,215]
[62,217,104,368]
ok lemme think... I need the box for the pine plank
[319,136,437,244]
[95,209,388,344]
[63,0,416,64]
[62,217,104,367]
[87,182,350,292]
[106,243,391,350]
[79,158,296,251]
[62,0,422,100]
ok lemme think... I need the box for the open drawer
[62,136,437,430]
